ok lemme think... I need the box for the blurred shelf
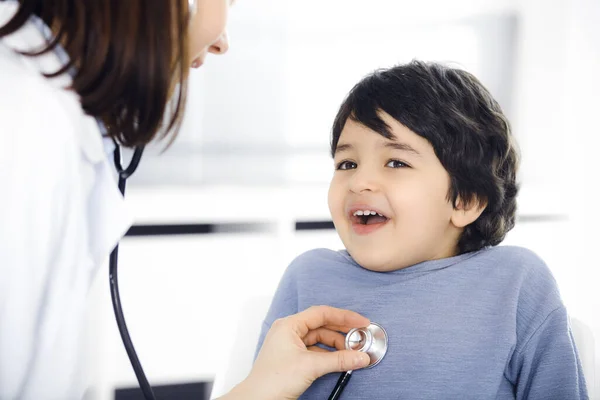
[126,183,568,226]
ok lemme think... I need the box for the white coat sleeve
[0,47,83,398]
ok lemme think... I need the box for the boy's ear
[451,195,487,228]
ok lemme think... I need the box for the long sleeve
[0,6,132,397]
[507,306,589,400]
[0,52,80,400]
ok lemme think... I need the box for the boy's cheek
[327,186,346,213]
[392,183,448,214]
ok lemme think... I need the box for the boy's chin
[349,249,414,272]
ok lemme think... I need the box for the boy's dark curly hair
[331,60,519,254]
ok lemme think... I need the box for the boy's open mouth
[351,210,389,225]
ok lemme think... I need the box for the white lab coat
[0,2,133,399]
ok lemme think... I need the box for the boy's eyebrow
[334,142,422,156]
[334,143,353,155]
[383,142,421,156]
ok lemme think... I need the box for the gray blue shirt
[255,245,588,399]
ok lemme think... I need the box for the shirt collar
[340,247,487,275]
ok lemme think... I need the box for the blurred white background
[85,0,600,398]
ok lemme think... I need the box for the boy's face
[328,112,464,272]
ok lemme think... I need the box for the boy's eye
[336,160,357,170]
[386,159,408,168]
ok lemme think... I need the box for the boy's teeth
[353,210,384,217]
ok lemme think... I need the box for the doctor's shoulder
[0,42,80,165]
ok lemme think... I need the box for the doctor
[0,0,371,399]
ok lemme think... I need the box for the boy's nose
[348,168,381,194]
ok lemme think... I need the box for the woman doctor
[0,0,371,399]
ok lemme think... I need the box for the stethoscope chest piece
[329,322,389,399]
[345,322,388,368]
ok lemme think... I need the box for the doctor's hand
[222,306,371,400]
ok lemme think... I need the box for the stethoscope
[108,0,198,398]
[109,143,390,400]
[109,144,156,399]
[328,322,389,399]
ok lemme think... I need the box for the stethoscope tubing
[110,145,156,400]
[328,370,353,400]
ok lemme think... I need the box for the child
[255,61,588,399]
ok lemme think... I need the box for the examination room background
[73,0,600,398]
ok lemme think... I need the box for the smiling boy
[255,61,588,399]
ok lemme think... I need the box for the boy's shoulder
[484,244,542,260]
[484,245,562,308]
[288,248,351,270]
[283,248,358,279]
[480,245,552,277]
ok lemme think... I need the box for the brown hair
[0,0,193,147]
